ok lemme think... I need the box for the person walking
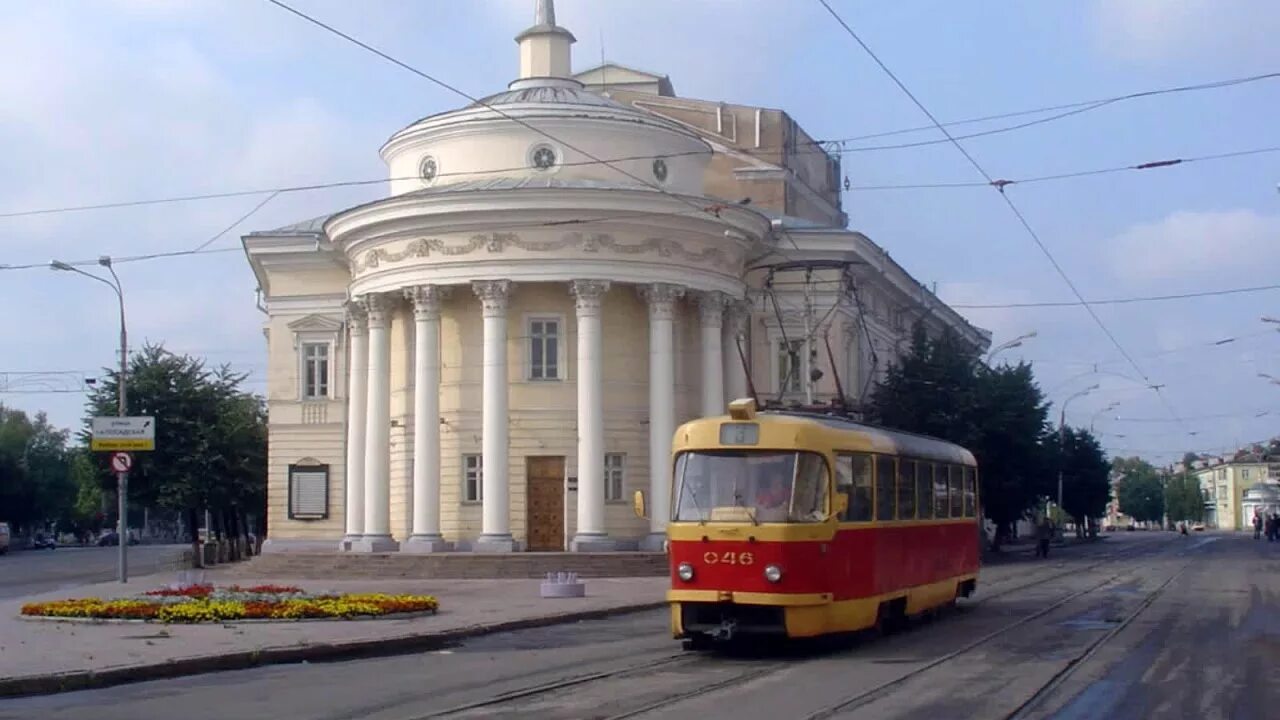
[1254,512,1263,540]
[1035,513,1053,559]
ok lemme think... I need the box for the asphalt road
[0,544,190,600]
[3,532,1275,720]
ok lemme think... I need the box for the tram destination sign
[91,416,156,452]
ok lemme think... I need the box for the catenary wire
[815,0,1185,430]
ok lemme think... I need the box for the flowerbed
[21,584,439,623]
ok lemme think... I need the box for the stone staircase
[222,551,670,580]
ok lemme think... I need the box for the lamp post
[985,330,1037,365]
[1090,401,1120,433]
[51,257,128,583]
[1058,383,1100,518]
[1260,373,1280,387]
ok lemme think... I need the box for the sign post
[92,416,155,582]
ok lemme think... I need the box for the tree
[867,324,1053,548]
[0,406,76,535]
[1051,427,1111,534]
[82,344,266,563]
[1113,456,1164,524]
[1165,472,1206,524]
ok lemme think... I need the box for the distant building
[1195,459,1280,530]
[242,0,989,553]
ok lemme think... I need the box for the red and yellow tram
[640,398,980,647]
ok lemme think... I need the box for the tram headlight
[677,562,695,582]
[764,564,783,583]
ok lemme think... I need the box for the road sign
[91,416,156,452]
[110,452,133,473]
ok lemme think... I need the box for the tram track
[397,537,1174,720]
[798,542,1193,719]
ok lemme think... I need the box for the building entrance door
[526,456,565,551]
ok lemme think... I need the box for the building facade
[242,1,990,553]
[1195,459,1280,530]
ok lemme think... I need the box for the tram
[636,398,981,647]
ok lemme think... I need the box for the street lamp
[1260,373,1280,386]
[1090,401,1120,432]
[985,330,1037,364]
[1058,383,1100,519]
[51,257,129,583]
[1262,316,1279,326]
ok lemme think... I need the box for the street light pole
[51,257,128,583]
[1058,383,1100,517]
[985,330,1038,365]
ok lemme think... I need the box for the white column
[473,280,515,552]
[570,280,613,551]
[640,283,683,550]
[354,292,398,552]
[722,298,750,404]
[404,285,450,552]
[699,291,728,417]
[341,302,367,549]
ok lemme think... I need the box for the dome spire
[514,0,577,85]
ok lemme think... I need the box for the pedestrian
[1255,512,1263,540]
[1035,514,1053,559]
[1268,514,1277,542]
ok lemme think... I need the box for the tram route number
[702,550,755,566]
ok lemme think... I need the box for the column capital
[570,279,611,315]
[697,291,729,327]
[472,280,512,317]
[724,298,752,336]
[405,284,450,321]
[358,293,393,329]
[345,301,368,336]
[639,283,685,321]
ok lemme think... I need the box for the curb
[0,600,667,699]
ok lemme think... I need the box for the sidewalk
[0,568,667,698]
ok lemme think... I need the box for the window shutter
[289,466,329,519]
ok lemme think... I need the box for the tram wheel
[682,634,713,651]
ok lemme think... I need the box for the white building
[242,1,989,554]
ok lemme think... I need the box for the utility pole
[1057,384,1100,529]
[802,271,814,405]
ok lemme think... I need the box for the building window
[778,339,804,394]
[463,454,482,503]
[530,144,558,171]
[1243,469,1251,480]
[605,453,625,501]
[419,155,439,183]
[302,343,329,399]
[528,318,561,380]
[875,455,895,521]
[288,463,328,520]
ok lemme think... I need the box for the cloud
[1092,0,1280,64]
[1104,209,1280,284]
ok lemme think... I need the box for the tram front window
[673,450,829,523]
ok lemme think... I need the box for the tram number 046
[702,551,754,566]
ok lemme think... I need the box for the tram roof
[758,410,977,465]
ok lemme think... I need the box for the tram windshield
[672,450,829,524]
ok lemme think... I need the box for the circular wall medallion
[652,158,668,182]
[419,155,439,183]
[530,144,558,171]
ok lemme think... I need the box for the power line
[816,0,1183,429]
[950,282,1280,309]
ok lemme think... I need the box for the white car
[0,522,10,555]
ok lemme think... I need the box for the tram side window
[875,455,896,521]
[897,459,917,520]
[949,465,963,518]
[917,462,934,520]
[933,464,949,518]
[835,453,873,521]
[963,466,977,518]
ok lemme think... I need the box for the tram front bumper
[668,590,833,639]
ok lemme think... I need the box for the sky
[1,0,1277,466]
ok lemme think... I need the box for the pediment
[287,314,344,334]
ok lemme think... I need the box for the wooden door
[526,456,565,551]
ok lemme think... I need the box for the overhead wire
[815,0,1185,431]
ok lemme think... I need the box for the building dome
[379,0,711,198]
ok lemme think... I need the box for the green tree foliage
[1113,456,1164,523]
[1052,427,1112,531]
[0,406,74,534]
[82,344,267,552]
[1165,472,1206,523]
[868,325,1053,545]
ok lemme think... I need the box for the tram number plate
[702,551,755,566]
[719,422,759,445]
